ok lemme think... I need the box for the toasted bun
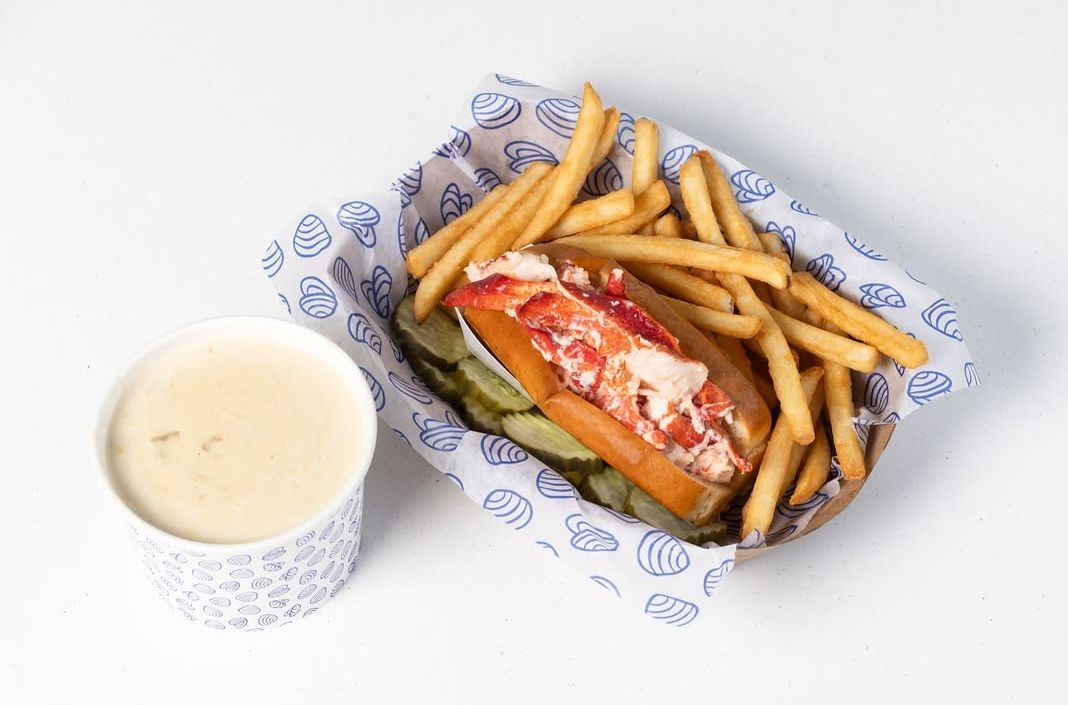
[460,244,769,524]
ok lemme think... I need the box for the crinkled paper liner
[263,74,976,627]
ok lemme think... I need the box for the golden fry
[664,297,762,339]
[759,237,807,318]
[513,83,605,249]
[470,167,555,263]
[406,185,509,278]
[783,381,828,488]
[741,335,799,365]
[676,154,811,442]
[767,308,880,373]
[789,272,929,368]
[758,231,788,255]
[752,280,773,305]
[680,219,699,240]
[560,180,671,238]
[825,361,867,481]
[622,261,733,312]
[741,367,824,538]
[545,189,634,239]
[752,370,780,412]
[727,274,812,442]
[555,234,791,289]
[698,151,762,251]
[414,163,552,321]
[790,425,832,505]
[652,212,682,238]
[589,107,621,169]
[632,118,659,195]
[714,333,756,383]
[678,156,724,244]
[803,309,867,481]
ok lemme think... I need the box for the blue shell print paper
[264,74,975,626]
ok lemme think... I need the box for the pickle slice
[500,411,603,476]
[459,395,503,435]
[392,297,468,370]
[456,358,533,414]
[625,487,727,546]
[580,467,634,512]
[409,356,464,403]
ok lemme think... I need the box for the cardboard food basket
[263,74,974,626]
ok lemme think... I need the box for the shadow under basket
[736,423,895,562]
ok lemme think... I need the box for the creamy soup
[106,331,365,544]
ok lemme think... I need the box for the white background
[2,1,1066,702]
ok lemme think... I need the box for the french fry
[414,163,552,321]
[783,382,827,489]
[471,167,555,263]
[545,189,634,239]
[406,185,510,278]
[589,107,621,169]
[556,234,792,289]
[789,272,929,368]
[680,219,699,240]
[632,118,659,195]
[752,369,779,412]
[652,212,682,238]
[512,83,605,249]
[622,261,733,312]
[741,335,799,363]
[664,297,762,339]
[804,310,868,481]
[767,308,880,373]
[790,425,832,505]
[758,231,789,255]
[825,359,867,480]
[677,154,811,441]
[697,150,763,251]
[752,280,773,305]
[662,296,764,339]
[741,367,824,538]
[746,353,779,410]
[560,180,671,238]
[724,276,811,442]
[759,235,807,318]
[688,267,718,284]
[679,156,724,245]
[637,222,654,235]
[714,333,756,382]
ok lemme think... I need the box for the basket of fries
[264,74,975,626]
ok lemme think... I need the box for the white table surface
[3,2,1066,702]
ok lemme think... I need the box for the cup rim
[93,315,378,554]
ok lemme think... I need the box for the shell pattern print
[264,74,975,626]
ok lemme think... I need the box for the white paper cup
[94,317,377,630]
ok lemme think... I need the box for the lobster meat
[445,255,750,482]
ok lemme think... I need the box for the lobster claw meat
[443,274,556,312]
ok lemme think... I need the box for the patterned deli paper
[264,74,976,627]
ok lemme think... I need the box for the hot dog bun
[458,244,770,525]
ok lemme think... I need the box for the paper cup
[94,317,377,630]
